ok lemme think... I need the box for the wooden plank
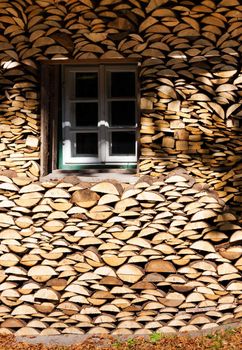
[40,64,60,175]
[40,64,50,177]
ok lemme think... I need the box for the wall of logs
[0,0,241,212]
[0,173,241,335]
[0,0,242,336]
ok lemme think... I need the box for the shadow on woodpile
[0,172,241,335]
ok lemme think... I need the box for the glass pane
[75,102,98,127]
[76,133,98,155]
[111,72,135,97]
[75,72,98,98]
[111,132,136,155]
[110,101,136,126]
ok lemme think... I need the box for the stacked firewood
[0,0,241,209]
[0,173,241,335]
[139,156,242,217]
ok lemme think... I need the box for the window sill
[40,169,138,184]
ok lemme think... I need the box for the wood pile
[139,157,242,217]
[0,0,241,211]
[0,173,241,336]
[0,0,241,334]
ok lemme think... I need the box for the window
[41,61,139,175]
[62,64,138,167]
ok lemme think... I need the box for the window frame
[40,59,140,176]
[62,64,138,165]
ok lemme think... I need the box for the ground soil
[0,327,241,350]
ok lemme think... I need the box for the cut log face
[91,182,123,195]
[42,220,65,233]
[71,189,100,208]
[27,266,57,282]
[136,191,165,202]
[191,210,217,222]
[0,253,19,267]
[0,214,15,227]
[117,264,144,283]
[14,193,42,208]
[102,255,127,267]
[44,189,70,199]
[146,260,176,273]
[190,241,216,253]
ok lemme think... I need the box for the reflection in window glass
[75,72,98,98]
[111,72,135,97]
[111,132,136,155]
[75,102,98,127]
[76,133,98,155]
[110,101,136,126]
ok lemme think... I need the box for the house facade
[0,0,242,336]
[0,1,241,192]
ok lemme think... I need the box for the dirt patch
[0,326,240,350]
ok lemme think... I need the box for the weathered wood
[71,189,100,208]
[117,264,144,283]
[27,265,57,282]
[0,0,241,336]
[91,182,123,196]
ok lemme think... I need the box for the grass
[0,327,241,350]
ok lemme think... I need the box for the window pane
[111,132,136,155]
[75,72,98,98]
[111,72,135,97]
[110,101,136,126]
[75,102,98,127]
[76,133,98,155]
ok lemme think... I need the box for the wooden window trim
[40,63,60,176]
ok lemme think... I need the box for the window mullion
[99,65,107,163]
[62,66,72,164]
